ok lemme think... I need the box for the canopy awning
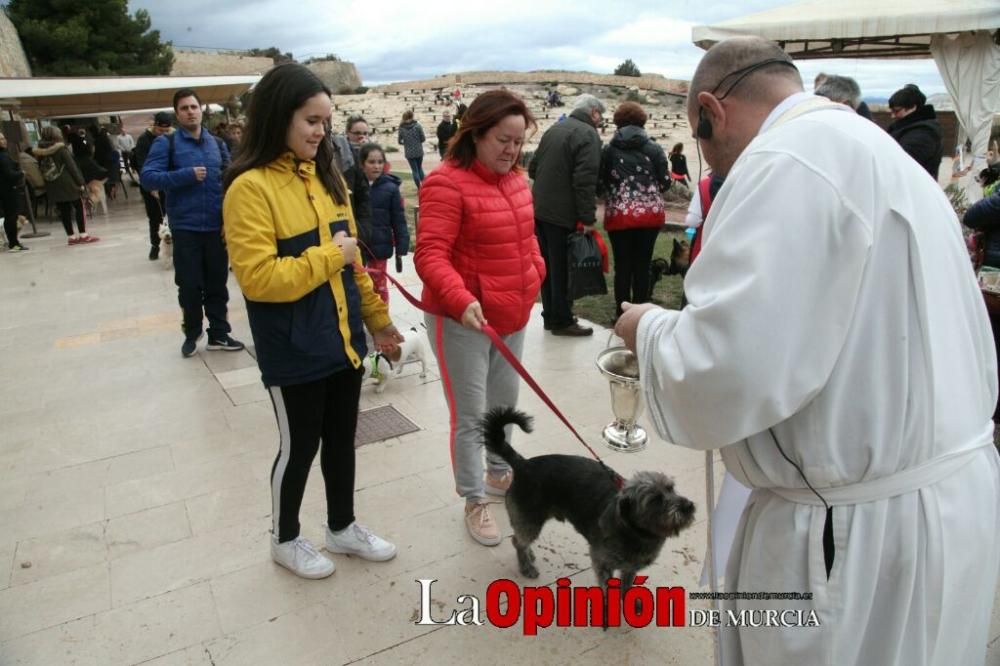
[692,0,1000,59]
[0,74,259,118]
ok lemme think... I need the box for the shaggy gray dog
[481,407,695,593]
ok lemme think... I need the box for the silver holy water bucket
[595,346,648,452]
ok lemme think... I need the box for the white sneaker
[325,522,397,561]
[271,536,335,579]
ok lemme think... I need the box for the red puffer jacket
[415,160,546,335]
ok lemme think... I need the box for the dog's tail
[480,406,532,468]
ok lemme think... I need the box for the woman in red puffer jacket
[415,89,544,548]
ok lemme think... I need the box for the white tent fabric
[692,0,1000,59]
[0,75,259,118]
[932,31,1000,204]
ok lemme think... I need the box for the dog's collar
[368,351,393,380]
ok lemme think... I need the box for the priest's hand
[615,301,659,353]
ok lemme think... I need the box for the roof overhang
[692,0,1000,59]
[0,75,259,118]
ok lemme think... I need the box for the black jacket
[528,108,602,228]
[0,148,24,198]
[133,129,157,172]
[965,191,1000,268]
[888,105,943,179]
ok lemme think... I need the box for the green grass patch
[572,229,686,328]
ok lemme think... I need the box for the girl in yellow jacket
[223,63,404,580]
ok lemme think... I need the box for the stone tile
[10,523,107,586]
[352,472,450,521]
[138,645,215,666]
[110,518,268,607]
[104,454,257,519]
[0,475,28,513]
[0,539,13,590]
[169,429,265,468]
[0,615,100,665]
[88,583,221,664]
[185,481,270,535]
[200,349,258,374]
[27,446,174,507]
[0,585,220,665]
[0,563,110,641]
[214,366,261,390]
[210,557,373,635]
[224,383,269,406]
[204,602,349,666]
[0,488,105,545]
[105,501,192,559]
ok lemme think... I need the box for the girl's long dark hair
[224,63,347,205]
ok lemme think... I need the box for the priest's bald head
[687,37,804,177]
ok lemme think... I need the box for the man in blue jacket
[142,88,244,357]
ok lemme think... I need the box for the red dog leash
[365,263,619,477]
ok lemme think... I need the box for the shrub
[614,59,641,77]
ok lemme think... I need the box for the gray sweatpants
[425,314,525,501]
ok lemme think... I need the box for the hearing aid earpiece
[696,108,713,140]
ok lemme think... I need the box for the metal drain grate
[355,405,420,447]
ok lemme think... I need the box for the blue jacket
[141,128,229,232]
[964,191,1000,268]
[367,173,409,260]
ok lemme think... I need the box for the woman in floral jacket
[599,101,669,320]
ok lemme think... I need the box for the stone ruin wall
[374,70,688,96]
[0,11,31,77]
[306,61,362,92]
[170,50,273,76]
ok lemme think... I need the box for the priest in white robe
[616,37,1000,666]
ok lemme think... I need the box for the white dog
[362,327,429,393]
[158,222,173,268]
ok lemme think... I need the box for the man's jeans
[171,229,231,340]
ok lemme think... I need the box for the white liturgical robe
[637,95,1000,665]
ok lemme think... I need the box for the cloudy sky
[130,0,945,99]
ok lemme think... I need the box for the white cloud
[130,0,948,97]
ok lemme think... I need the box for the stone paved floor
[0,191,997,665]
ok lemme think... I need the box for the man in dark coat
[887,84,943,179]
[435,111,457,158]
[528,94,605,336]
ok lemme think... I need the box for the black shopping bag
[567,231,608,300]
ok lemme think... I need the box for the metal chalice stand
[595,346,648,452]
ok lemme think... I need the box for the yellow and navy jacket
[223,153,391,387]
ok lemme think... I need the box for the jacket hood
[33,142,65,156]
[611,126,649,149]
[401,120,417,128]
[371,172,402,188]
